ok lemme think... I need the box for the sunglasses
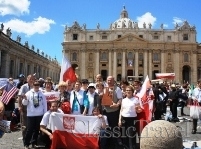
[34,84,40,86]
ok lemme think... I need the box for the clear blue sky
[0,0,200,64]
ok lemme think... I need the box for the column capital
[173,49,180,53]
[192,49,198,54]
[161,49,167,53]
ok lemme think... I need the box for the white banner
[43,92,60,101]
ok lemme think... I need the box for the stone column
[122,50,126,80]
[108,49,112,76]
[15,58,19,77]
[5,53,10,77]
[148,50,152,79]
[24,60,27,77]
[95,49,99,76]
[174,50,180,82]
[113,50,117,80]
[192,51,197,84]
[161,50,165,73]
[80,49,86,79]
[143,50,148,79]
[135,50,138,76]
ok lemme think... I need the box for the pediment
[113,33,148,43]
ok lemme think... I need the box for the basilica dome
[111,6,137,29]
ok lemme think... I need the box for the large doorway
[182,65,191,83]
[101,70,107,81]
[117,74,122,82]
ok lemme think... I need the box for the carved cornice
[192,49,198,54]
[173,49,180,53]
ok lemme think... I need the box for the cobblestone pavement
[1,107,201,149]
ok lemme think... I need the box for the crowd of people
[0,73,201,149]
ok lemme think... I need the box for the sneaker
[24,146,29,149]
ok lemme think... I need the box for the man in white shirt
[191,79,201,134]
[40,101,63,148]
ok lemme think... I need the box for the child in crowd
[91,107,108,149]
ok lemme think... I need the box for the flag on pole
[0,83,18,105]
[136,75,154,133]
[49,113,100,149]
[59,54,77,83]
[155,73,175,79]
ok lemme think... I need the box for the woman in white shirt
[22,81,47,149]
[118,86,142,149]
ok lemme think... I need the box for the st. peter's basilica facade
[62,6,201,84]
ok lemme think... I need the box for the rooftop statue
[148,23,152,29]
[0,23,4,31]
[83,23,86,30]
[97,23,100,29]
[160,23,164,29]
[16,35,21,43]
[143,22,146,29]
[6,28,12,37]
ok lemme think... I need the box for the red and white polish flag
[59,54,77,83]
[155,73,175,79]
[136,75,154,132]
[49,113,101,149]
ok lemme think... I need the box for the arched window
[117,53,122,60]
[139,53,143,61]
[184,53,189,62]
[153,53,159,61]
[127,52,133,59]
[72,52,77,61]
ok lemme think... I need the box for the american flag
[0,83,18,105]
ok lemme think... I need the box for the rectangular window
[73,34,78,40]
[89,35,93,40]
[153,36,159,40]
[102,36,107,40]
[154,65,158,67]
[183,34,188,40]
[167,36,171,41]
[118,35,121,38]
[139,35,143,38]
[102,64,106,66]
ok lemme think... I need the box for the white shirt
[87,92,95,115]
[70,90,84,115]
[98,115,109,128]
[192,87,201,102]
[22,89,47,116]
[121,97,139,117]
[40,109,63,129]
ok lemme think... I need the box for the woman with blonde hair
[57,81,71,114]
